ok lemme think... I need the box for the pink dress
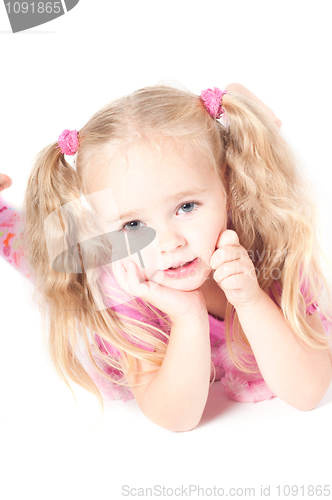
[1,194,331,404]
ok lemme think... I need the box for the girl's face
[91,143,227,292]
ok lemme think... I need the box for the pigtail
[21,139,169,412]
[219,92,332,371]
[21,142,109,409]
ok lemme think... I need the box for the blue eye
[121,201,200,231]
[122,220,143,231]
[178,202,198,214]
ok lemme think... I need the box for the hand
[209,230,262,310]
[111,259,208,326]
[0,174,12,191]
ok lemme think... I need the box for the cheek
[195,223,223,262]
[209,212,228,246]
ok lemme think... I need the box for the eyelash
[121,201,201,232]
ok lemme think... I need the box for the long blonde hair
[21,84,332,412]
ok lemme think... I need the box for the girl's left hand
[210,229,262,311]
[0,174,12,191]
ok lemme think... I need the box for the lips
[165,258,196,270]
[162,258,199,279]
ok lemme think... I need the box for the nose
[157,224,186,254]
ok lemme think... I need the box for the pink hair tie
[200,87,227,119]
[57,129,79,155]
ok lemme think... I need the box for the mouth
[166,258,196,270]
[162,258,199,278]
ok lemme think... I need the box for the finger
[214,259,256,288]
[215,272,244,291]
[210,244,243,270]
[213,259,246,284]
[112,259,147,298]
[215,229,240,250]
[111,258,129,292]
[127,261,148,295]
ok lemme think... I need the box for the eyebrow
[106,187,209,222]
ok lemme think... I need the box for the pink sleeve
[0,195,32,281]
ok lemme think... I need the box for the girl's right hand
[111,259,208,326]
[0,174,12,191]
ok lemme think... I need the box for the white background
[1,1,332,499]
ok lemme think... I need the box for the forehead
[88,142,221,221]
[100,142,215,189]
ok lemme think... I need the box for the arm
[0,174,32,280]
[123,312,211,432]
[110,257,214,432]
[236,288,332,411]
[0,193,31,280]
[210,229,332,411]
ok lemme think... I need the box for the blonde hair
[21,84,332,412]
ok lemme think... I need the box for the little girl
[1,83,332,432]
